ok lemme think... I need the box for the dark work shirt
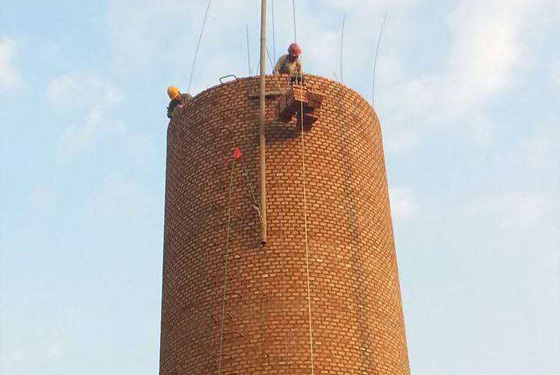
[167,93,192,119]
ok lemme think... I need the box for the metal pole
[340,14,345,83]
[271,0,276,63]
[246,25,252,76]
[259,0,268,244]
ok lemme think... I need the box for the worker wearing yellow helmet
[166,86,192,119]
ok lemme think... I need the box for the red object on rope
[233,147,243,159]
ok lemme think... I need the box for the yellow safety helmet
[167,86,181,100]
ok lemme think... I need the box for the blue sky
[1,0,558,374]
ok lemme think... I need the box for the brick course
[160,75,410,374]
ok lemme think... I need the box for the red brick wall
[160,75,410,375]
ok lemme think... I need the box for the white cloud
[103,0,556,151]
[459,121,560,235]
[56,106,125,161]
[0,37,23,90]
[46,74,80,108]
[447,0,530,101]
[104,0,409,92]
[463,192,547,224]
[379,0,555,152]
[105,0,214,72]
[87,174,155,218]
[46,72,125,162]
[414,0,530,115]
[46,72,123,109]
[389,187,418,220]
[29,184,56,213]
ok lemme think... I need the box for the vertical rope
[271,0,276,63]
[340,14,346,84]
[281,222,291,375]
[247,25,253,76]
[265,45,284,92]
[372,13,388,107]
[292,0,298,43]
[299,77,315,375]
[187,0,213,94]
[217,157,236,374]
[240,159,264,224]
[292,0,313,369]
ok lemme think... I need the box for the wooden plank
[248,91,283,99]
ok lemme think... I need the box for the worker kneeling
[166,86,192,119]
[274,43,303,84]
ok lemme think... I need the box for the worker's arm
[273,56,284,75]
[173,94,192,113]
[180,93,193,104]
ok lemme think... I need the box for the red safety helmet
[288,43,302,57]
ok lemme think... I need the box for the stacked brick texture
[161,74,410,375]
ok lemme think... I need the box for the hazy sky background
[1,0,559,374]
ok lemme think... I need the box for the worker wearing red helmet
[273,43,303,75]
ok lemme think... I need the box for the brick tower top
[160,74,410,375]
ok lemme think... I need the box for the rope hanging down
[300,91,315,375]
[216,155,236,375]
[240,159,264,223]
[372,13,388,107]
[340,14,346,84]
[247,25,253,76]
[292,0,314,371]
[271,0,277,63]
[298,59,315,375]
[292,0,298,43]
[187,0,213,94]
[265,45,284,93]
[216,147,266,373]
